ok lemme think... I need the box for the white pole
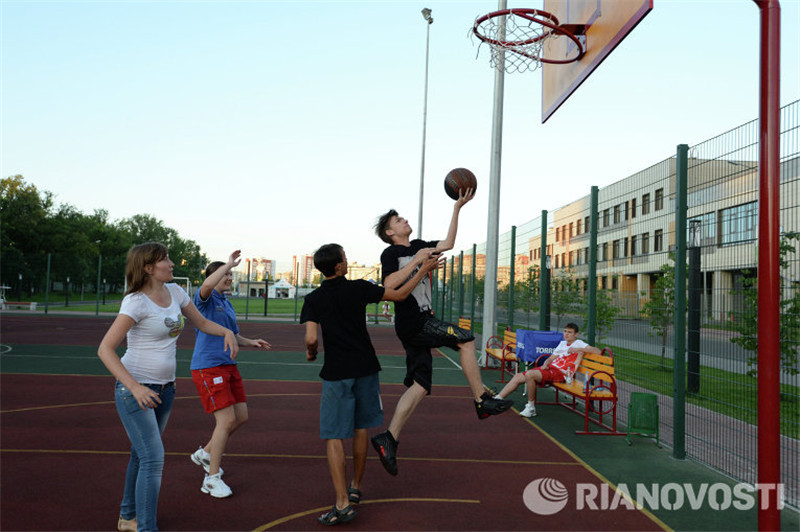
[482,0,506,359]
[418,8,433,239]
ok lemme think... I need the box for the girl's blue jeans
[115,380,175,532]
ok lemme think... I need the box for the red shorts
[526,366,566,386]
[191,365,246,414]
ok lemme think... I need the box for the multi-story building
[523,154,799,321]
[347,262,381,282]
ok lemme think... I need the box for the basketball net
[472,9,584,74]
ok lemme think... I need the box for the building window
[641,233,650,254]
[624,201,629,221]
[623,237,629,257]
[612,276,618,290]
[655,188,664,211]
[631,235,637,256]
[561,252,566,267]
[584,216,590,232]
[555,255,560,268]
[654,229,664,252]
[612,239,620,259]
[631,198,637,218]
[569,222,573,239]
[642,193,651,215]
[576,218,582,234]
[613,205,620,224]
[603,209,610,227]
[556,227,560,242]
[601,242,608,261]
[721,202,757,245]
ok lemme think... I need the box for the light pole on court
[417,7,433,239]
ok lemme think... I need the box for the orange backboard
[541,0,652,122]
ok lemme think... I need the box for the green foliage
[730,232,800,378]
[551,268,582,329]
[592,289,622,342]
[640,258,677,368]
[1,175,210,294]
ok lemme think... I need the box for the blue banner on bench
[516,330,564,365]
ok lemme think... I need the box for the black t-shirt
[300,276,384,381]
[380,239,438,340]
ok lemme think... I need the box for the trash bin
[626,392,660,447]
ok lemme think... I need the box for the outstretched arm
[383,255,444,302]
[183,302,239,360]
[236,334,272,350]
[198,250,241,300]
[383,247,438,290]
[436,188,474,252]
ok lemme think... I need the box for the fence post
[673,144,689,460]
[688,219,702,393]
[244,260,251,321]
[96,254,102,317]
[470,244,477,329]
[539,211,548,330]
[293,263,300,323]
[45,253,51,314]
[432,269,438,311]
[588,187,598,345]
[448,255,455,323]
[509,225,516,330]
[458,250,465,320]
[440,260,447,318]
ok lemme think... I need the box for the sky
[2,0,798,274]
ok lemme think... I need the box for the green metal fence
[442,100,800,508]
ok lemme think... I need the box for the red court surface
[1,372,665,531]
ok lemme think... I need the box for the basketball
[444,168,477,200]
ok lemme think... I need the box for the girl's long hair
[125,242,169,295]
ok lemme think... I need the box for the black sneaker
[371,431,398,476]
[475,392,514,419]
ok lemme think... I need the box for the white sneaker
[191,447,223,476]
[201,473,232,498]
[519,403,537,418]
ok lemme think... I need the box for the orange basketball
[444,168,477,200]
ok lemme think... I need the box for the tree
[1,176,54,291]
[551,268,582,329]
[730,232,800,378]
[640,260,676,368]
[592,289,622,342]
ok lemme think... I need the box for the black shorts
[400,316,475,394]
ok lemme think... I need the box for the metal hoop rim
[473,8,586,64]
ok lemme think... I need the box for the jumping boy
[493,322,600,417]
[300,243,442,525]
[371,189,513,477]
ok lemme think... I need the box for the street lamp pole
[96,240,102,316]
[417,7,433,240]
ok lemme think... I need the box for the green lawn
[604,344,799,439]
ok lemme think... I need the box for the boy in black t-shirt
[300,243,440,526]
[370,189,513,477]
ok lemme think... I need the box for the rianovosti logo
[522,478,785,514]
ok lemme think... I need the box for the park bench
[533,347,623,436]
[484,328,517,382]
[1,301,37,311]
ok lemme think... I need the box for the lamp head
[421,8,433,23]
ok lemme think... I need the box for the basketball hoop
[472,8,587,73]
